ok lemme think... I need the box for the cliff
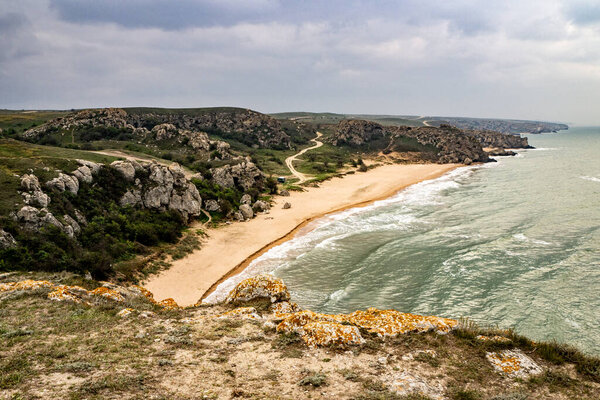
[1,272,598,399]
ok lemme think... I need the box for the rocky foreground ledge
[1,272,599,399]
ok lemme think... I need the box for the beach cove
[144,162,460,306]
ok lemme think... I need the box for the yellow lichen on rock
[117,308,135,318]
[156,298,180,311]
[47,285,89,304]
[341,308,458,336]
[486,349,542,378]
[476,335,511,343]
[270,301,301,319]
[301,321,365,347]
[225,274,290,304]
[90,287,125,302]
[0,280,54,293]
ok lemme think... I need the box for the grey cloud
[0,12,40,62]
[564,1,600,25]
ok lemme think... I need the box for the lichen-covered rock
[300,321,365,348]
[340,308,458,336]
[476,335,511,343]
[0,280,54,293]
[226,275,290,304]
[270,301,301,319]
[117,308,135,318]
[486,350,543,378]
[156,298,180,311]
[239,204,254,220]
[89,287,125,302]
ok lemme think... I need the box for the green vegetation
[0,166,186,280]
[0,110,68,136]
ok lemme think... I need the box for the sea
[206,127,600,355]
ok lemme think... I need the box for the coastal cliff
[1,272,599,399]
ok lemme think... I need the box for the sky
[1,0,600,125]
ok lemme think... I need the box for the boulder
[110,160,136,181]
[233,211,245,221]
[239,204,254,220]
[210,165,235,188]
[280,189,290,197]
[72,165,93,184]
[0,229,17,249]
[143,186,171,208]
[46,173,79,194]
[63,215,81,236]
[204,199,220,212]
[151,123,178,140]
[253,200,269,212]
[16,206,41,229]
[240,194,252,205]
[226,275,291,304]
[486,350,543,378]
[283,202,291,209]
[22,189,50,208]
[76,159,101,174]
[20,174,41,192]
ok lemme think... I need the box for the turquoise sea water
[208,127,600,354]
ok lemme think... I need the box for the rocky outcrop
[210,160,264,191]
[23,107,291,150]
[330,120,490,164]
[462,129,532,149]
[225,275,291,304]
[46,173,79,194]
[424,116,568,135]
[486,350,543,378]
[117,161,203,221]
[332,120,385,146]
[20,174,50,208]
[15,206,77,237]
[22,108,134,140]
[220,275,458,348]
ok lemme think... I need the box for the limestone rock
[486,350,543,378]
[210,161,264,191]
[16,206,41,229]
[63,215,81,236]
[22,189,50,208]
[20,174,41,192]
[280,189,290,197]
[0,229,17,249]
[204,199,220,212]
[111,160,136,181]
[382,371,445,400]
[282,202,291,209]
[239,204,254,220]
[300,321,365,348]
[226,275,291,304]
[72,165,93,184]
[120,189,142,207]
[253,200,269,212]
[46,173,79,194]
[233,211,244,221]
[76,159,101,174]
[151,123,178,140]
[240,194,252,205]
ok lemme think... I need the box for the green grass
[0,110,68,135]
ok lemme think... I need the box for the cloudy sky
[1,0,600,124]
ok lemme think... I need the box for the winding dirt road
[284,131,323,184]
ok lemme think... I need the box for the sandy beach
[144,162,461,306]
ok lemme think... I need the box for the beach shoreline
[143,162,462,306]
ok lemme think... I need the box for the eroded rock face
[46,173,79,194]
[332,120,386,146]
[210,161,264,191]
[114,161,202,221]
[225,275,291,304]
[20,174,51,207]
[204,200,220,212]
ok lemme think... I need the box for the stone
[382,371,445,400]
[20,174,41,191]
[63,214,81,236]
[46,173,79,194]
[240,194,252,205]
[253,200,269,212]
[110,160,136,181]
[216,307,261,320]
[151,123,178,140]
[22,190,50,208]
[233,211,244,221]
[72,165,93,184]
[280,189,290,197]
[16,206,40,229]
[0,229,17,249]
[76,159,101,174]
[486,349,543,378]
[282,202,291,209]
[239,204,254,220]
[226,275,291,304]
[300,321,365,348]
[120,189,142,207]
[204,199,220,212]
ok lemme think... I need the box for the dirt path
[284,131,323,184]
[417,116,432,127]
[90,150,195,178]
